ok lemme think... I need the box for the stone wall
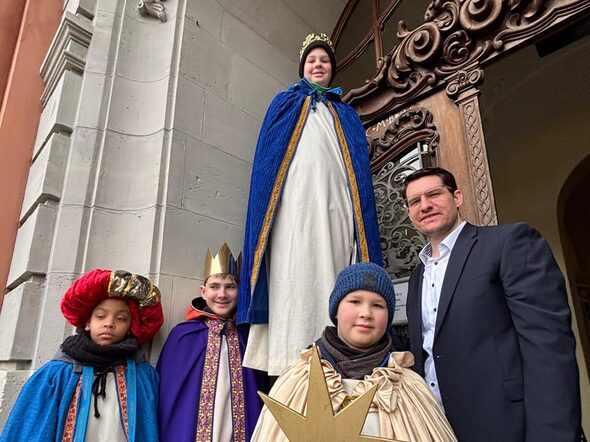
[0,0,345,426]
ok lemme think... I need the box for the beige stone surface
[164,131,188,208]
[31,272,78,367]
[45,205,88,272]
[181,136,251,226]
[0,0,352,424]
[221,12,296,85]
[85,10,114,74]
[228,54,284,120]
[0,370,32,428]
[0,279,42,360]
[202,92,260,163]
[174,76,206,140]
[7,204,58,289]
[20,133,69,222]
[59,127,100,205]
[107,76,170,135]
[116,11,176,81]
[85,206,158,273]
[33,71,82,158]
[186,0,223,36]
[180,22,233,99]
[160,206,243,278]
[95,130,164,210]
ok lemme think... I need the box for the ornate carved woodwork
[367,108,438,279]
[372,150,430,280]
[369,107,440,172]
[345,0,590,126]
[349,1,589,229]
[454,83,498,226]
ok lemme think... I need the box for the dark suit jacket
[406,222,582,442]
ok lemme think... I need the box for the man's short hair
[402,167,458,199]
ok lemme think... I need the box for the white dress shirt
[418,221,466,408]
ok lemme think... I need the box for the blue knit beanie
[329,262,395,326]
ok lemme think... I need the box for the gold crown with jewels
[204,243,242,280]
[299,32,334,59]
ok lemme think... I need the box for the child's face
[336,290,389,350]
[85,298,132,346]
[303,47,332,87]
[200,274,238,318]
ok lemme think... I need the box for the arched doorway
[559,154,590,377]
[331,0,590,425]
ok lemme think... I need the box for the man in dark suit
[403,167,583,441]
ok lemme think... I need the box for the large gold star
[258,346,403,441]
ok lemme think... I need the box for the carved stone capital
[138,0,168,22]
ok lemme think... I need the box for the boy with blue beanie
[252,262,457,441]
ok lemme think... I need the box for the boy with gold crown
[157,244,268,442]
[0,269,163,442]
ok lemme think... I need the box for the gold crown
[204,243,242,280]
[108,270,161,308]
[299,32,334,59]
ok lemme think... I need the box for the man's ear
[453,189,464,209]
[200,285,207,298]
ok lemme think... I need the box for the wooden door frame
[344,0,590,225]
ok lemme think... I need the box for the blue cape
[238,79,382,325]
[0,356,159,442]
[156,318,267,442]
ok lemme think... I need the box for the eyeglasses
[404,185,454,209]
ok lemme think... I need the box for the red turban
[60,269,163,345]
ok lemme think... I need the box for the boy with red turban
[0,269,163,442]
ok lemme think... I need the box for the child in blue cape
[0,269,163,442]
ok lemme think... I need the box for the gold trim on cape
[326,101,370,262]
[250,97,311,293]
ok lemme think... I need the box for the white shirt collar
[419,221,466,264]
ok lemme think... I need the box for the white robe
[243,102,357,375]
[85,373,127,442]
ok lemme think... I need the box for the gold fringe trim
[250,97,311,292]
[327,101,369,261]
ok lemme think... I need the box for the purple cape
[157,318,268,441]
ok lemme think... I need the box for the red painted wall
[0,0,62,307]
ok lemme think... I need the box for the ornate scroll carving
[458,93,497,226]
[369,108,439,171]
[367,109,440,276]
[345,0,590,124]
[446,65,484,98]
[138,0,168,22]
